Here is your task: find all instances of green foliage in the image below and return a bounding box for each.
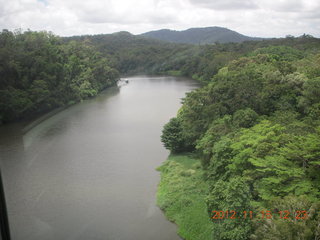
[0,30,119,123]
[65,32,191,75]
[299,77,320,115]
[229,121,319,201]
[166,70,183,76]
[65,30,320,85]
[206,177,253,240]
[3,28,320,239]
[232,108,258,128]
[160,38,320,239]
[196,115,233,168]
[251,195,320,240]
[141,27,263,45]
[297,53,320,79]
[161,117,187,153]
[65,31,320,240]
[157,154,212,240]
[251,46,304,62]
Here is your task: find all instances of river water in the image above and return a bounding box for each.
[0,76,198,240]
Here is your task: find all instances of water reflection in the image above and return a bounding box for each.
[0,76,198,240]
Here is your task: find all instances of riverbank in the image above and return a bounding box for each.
[1,76,196,240]
[156,154,212,240]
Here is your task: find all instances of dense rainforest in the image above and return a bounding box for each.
[1,29,318,124]
[0,30,119,124]
[1,28,320,240]
[140,26,263,44]
[160,39,320,239]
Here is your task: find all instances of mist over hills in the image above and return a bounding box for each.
[140,26,264,44]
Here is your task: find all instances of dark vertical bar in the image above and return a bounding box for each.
[0,169,11,240]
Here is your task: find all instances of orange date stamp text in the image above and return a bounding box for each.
[211,210,309,220]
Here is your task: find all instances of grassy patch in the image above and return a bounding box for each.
[166,70,183,76]
[157,154,212,240]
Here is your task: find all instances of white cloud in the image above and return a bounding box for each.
[0,0,319,37]
[255,0,304,12]
[188,0,258,10]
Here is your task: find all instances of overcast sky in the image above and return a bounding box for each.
[0,0,319,38]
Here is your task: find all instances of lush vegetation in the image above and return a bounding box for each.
[64,32,191,75]
[161,42,320,239]
[68,32,319,84]
[157,154,212,240]
[2,27,320,239]
[141,26,262,44]
[2,29,319,126]
[0,30,119,124]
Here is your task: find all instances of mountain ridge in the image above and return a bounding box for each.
[140,26,264,44]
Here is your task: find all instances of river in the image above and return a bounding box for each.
[0,76,198,240]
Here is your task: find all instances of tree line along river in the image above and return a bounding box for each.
[0,76,199,240]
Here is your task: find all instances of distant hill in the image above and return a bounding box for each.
[140,26,264,44]
[64,31,169,54]
[64,31,190,74]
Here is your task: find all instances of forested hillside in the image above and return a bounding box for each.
[161,42,320,239]
[1,30,318,126]
[65,32,319,82]
[64,31,192,74]
[1,27,320,239]
[0,30,119,124]
[140,27,263,44]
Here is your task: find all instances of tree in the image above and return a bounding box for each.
[252,195,320,240]
[161,117,187,153]
[232,108,258,128]
[206,177,253,240]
